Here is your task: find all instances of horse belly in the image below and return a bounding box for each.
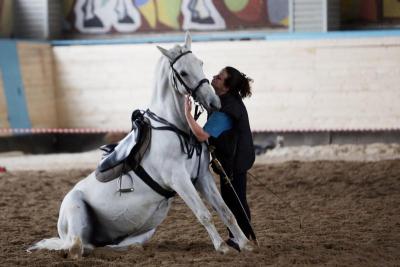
[111,197,170,232]
[76,173,171,244]
[92,197,171,245]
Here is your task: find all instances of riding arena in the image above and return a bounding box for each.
[1,1,400,265]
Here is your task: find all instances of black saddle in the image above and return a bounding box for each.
[95,110,151,183]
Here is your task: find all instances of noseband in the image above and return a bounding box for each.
[170,51,210,98]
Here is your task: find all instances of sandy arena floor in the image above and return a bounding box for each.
[0,144,399,266]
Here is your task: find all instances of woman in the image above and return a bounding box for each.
[184,66,256,250]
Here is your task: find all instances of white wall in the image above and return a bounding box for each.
[52,37,400,131]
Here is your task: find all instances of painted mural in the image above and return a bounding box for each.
[62,0,289,34]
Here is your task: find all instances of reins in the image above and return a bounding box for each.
[144,109,202,159]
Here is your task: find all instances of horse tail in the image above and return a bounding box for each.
[27,237,66,252]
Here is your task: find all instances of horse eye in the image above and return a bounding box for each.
[180,71,188,77]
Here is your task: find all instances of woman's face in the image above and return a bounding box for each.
[211,69,229,96]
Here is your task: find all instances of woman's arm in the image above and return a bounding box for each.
[184,96,210,142]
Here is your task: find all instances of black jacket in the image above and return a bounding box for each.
[209,93,255,174]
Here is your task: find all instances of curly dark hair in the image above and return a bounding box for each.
[224,66,253,98]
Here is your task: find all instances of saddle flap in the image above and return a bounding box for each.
[95,112,152,183]
[98,129,139,172]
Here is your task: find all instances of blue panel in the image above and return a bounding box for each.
[0,40,31,129]
[50,30,400,46]
[264,30,400,41]
[135,0,149,6]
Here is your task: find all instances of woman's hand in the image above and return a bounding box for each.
[184,95,192,116]
[184,95,210,142]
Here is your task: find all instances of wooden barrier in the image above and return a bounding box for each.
[1,36,399,132]
[52,37,400,131]
[53,44,157,130]
[18,42,58,129]
[0,70,9,129]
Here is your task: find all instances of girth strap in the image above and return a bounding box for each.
[133,165,176,199]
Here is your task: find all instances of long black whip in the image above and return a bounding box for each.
[208,145,259,246]
[247,171,303,229]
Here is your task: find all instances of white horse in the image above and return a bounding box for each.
[28,32,253,258]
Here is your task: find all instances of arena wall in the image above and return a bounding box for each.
[0,0,13,38]
[51,35,400,132]
[52,44,157,130]
[18,42,58,129]
[1,34,399,134]
[0,41,57,133]
[0,69,9,128]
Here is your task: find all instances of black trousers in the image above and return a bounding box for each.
[219,170,252,239]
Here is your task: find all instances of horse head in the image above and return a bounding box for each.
[156,32,221,112]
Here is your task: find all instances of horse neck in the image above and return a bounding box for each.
[149,57,189,132]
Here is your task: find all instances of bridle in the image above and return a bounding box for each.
[170,51,210,99]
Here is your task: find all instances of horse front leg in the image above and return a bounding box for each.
[195,171,253,252]
[170,172,230,254]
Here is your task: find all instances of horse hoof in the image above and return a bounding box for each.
[69,236,83,259]
[241,242,254,252]
[217,243,230,254]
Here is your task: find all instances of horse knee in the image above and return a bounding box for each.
[198,212,212,226]
[219,205,236,226]
[227,213,236,226]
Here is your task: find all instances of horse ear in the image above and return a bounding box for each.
[184,31,192,50]
[157,46,174,61]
